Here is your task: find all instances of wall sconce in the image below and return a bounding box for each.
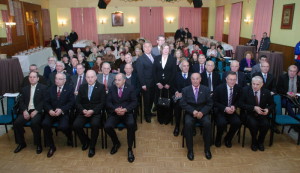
[166,17,174,24]
[5,22,16,27]
[244,17,252,24]
[224,18,230,23]
[99,18,107,24]
[58,19,66,26]
[128,17,135,24]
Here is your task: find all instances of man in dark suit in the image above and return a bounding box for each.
[62,54,72,75]
[246,34,258,50]
[252,62,276,93]
[277,65,300,116]
[201,60,221,93]
[70,64,87,95]
[43,56,57,81]
[21,64,47,89]
[69,29,78,44]
[42,73,75,158]
[48,61,71,87]
[192,54,206,74]
[62,32,73,52]
[51,35,62,60]
[258,32,271,52]
[120,53,137,74]
[240,76,275,151]
[213,71,241,148]
[73,70,106,157]
[14,71,47,154]
[124,64,140,96]
[69,57,79,76]
[173,60,192,136]
[136,41,155,123]
[251,55,267,75]
[104,73,137,163]
[96,62,116,92]
[174,27,186,41]
[222,60,246,88]
[180,73,213,160]
[151,35,165,57]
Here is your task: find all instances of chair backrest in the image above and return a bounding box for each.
[273,94,282,115]
[0,96,5,115]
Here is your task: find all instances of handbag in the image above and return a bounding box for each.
[157,89,171,108]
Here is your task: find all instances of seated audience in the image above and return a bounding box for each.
[192,54,206,74]
[222,60,246,88]
[96,62,116,92]
[92,56,103,74]
[48,61,71,87]
[200,60,221,93]
[239,51,256,73]
[251,55,267,75]
[21,64,46,88]
[252,62,276,93]
[206,42,217,59]
[246,34,258,50]
[70,64,87,96]
[78,52,91,72]
[43,56,57,80]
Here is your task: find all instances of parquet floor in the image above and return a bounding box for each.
[0,116,299,173]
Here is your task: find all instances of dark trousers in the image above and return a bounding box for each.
[185,114,211,152]
[14,112,42,145]
[104,113,135,148]
[142,85,155,118]
[54,48,62,60]
[282,97,297,116]
[215,112,241,143]
[73,113,101,149]
[156,88,172,124]
[246,115,270,145]
[42,114,71,148]
[173,101,182,128]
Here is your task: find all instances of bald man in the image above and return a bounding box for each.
[222,60,246,88]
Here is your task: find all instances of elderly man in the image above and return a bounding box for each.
[43,56,57,80]
[240,76,274,151]
[73,70,106,157]
[192,54,206,74]
[151,35,165,57]
[252,61,276,93]
[14,71,47,154]
[104,73,137,162]
[222,60,246,88]
[21,64,46,88]
[200,60,221,93]
[48,61,71,87]
[180,73,213,160]
[51,35,62,60]
[120,53,137,74]
[246,34,258,50]
[70,64,87,95]
[42,73,75,157]
[213,71,241,148]
[97,62,116,92]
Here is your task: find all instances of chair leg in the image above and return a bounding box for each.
[269,126,274,147]
[5,125,8,133]
[182,127,185,148]
[101,128,104,149]
[74,131,77,147]
[281,126,284,134]
[237,127,241,143]
[105,131,108,149]
[297,132,300,145]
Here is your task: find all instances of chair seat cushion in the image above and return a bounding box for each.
[0,115,13,124]
[275,115,300,125]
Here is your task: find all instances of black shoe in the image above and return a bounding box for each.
[258,144,265,151]
[173,127,179,136]
[110,143,121,155]
[82,140,90,151]
[145,116,151,123]
[187,150,194,161]
[251,144,257,151]
[88,148,95,158]
[215,140,221,147]
[36,145,43,154]
[204,150,212,160]
[14,144,27,153]
[224,140,232,148]
[128,149,135,163]
[67,136,73,147]
[47,147,56,158]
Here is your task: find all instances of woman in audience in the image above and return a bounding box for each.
[174,49,184,72]
[76,48,82,55]
[217,45,226,61]
[239,51,256,72]
[153,43,177,124]
[87,47,101,62]
[114,51,126,72]
[78,52,90,72]
[92,56,103,74]
[192,43,203,55]
[189,52,199,70]
[132,47,142,62]
[83,46,92,57]
[207,42,218,59]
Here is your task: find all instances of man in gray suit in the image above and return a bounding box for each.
[151,35,165,57]
[251,55,267,75]
[96,62,115,93]
[70,64,87,95]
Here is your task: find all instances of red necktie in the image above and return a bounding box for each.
[57,87,61,98]
[76,76,82,92]
[104,75,107,90]
[118,88,123,98]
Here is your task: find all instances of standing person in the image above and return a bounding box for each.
[153,43,176,124]
[51,35,62,60]
[136,41,155,123]
[69,29,78,44]
[175,27,186,41]
[63,32,73,52]
[73,70,106,157]
[246,34,258,50]
[185,28,192,39]
[151,35,165,57]
[258,32,271,52]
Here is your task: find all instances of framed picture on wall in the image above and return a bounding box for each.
[112,12,124,27]
[281,3,295,29]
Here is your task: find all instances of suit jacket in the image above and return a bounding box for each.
[250,63,261,75]
[277,73,300,95]
[239,58,256,72]
[247,39,258,50]
[222,71,246,88]
[64,63,73,75]
[200,71,221,91]
[239,85,274,115]
[69,32,78,44]
[192,63,206,74]
[180,85,213,116]
[96,73,115,89]
[106,84,137,115]
[48,72,71,87]
[258,37,270,51]
[70,74,87,92]
[76,82,106,115]
[19,83,47,113]
[21,75,47,89]
[120,62,137,74]
[252,72,276,92]
[153,55,176,86]
[51,39,62,51]
[151,46,161,57]
[213,83,241,113]
[44,84,75,115]
[125,73,140,96]
[43,65,56,80]
[173,72,192,93]
[136,54,155,88]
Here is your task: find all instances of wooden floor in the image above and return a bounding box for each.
[0,117,299,173]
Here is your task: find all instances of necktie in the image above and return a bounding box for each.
[57,87,61,98]
[148,54,154,63]
[76,76,82,92]
[103,75,107,90]
[208,73,212,91]
[183,73,187,79]
[73,68,76,75]
[194,87,199,102]
[200,64,204,73]
[118,88,123,98]
[88,85,93,100]
[263,74,267,83]
[228,88,233,106]
[236,72,238,84]
[50,67,55,72]
[254,91,259,106]
[291,77,294,92]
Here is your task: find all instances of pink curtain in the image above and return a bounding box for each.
[179,7,202,36]
[214,6,224,41]
[228,2,242,51]
[140,7,164,45]
[1,10,12,43]
[42,9,52,41]
[83,8,98,44]
[252,0,274,47]
[71,8,84,41]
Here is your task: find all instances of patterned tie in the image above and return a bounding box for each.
[254,91,259,106]
[183,73,187,79]
[118,88,123,98]
[76,76,82,92]
[228,88,233,106]
[200,64,204,73]
[103,75,107,90]
[263,74,267,83]
[88,85,93,100]
[208,73,212,91]
[57,87,61,98]
[194,87,199,102]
